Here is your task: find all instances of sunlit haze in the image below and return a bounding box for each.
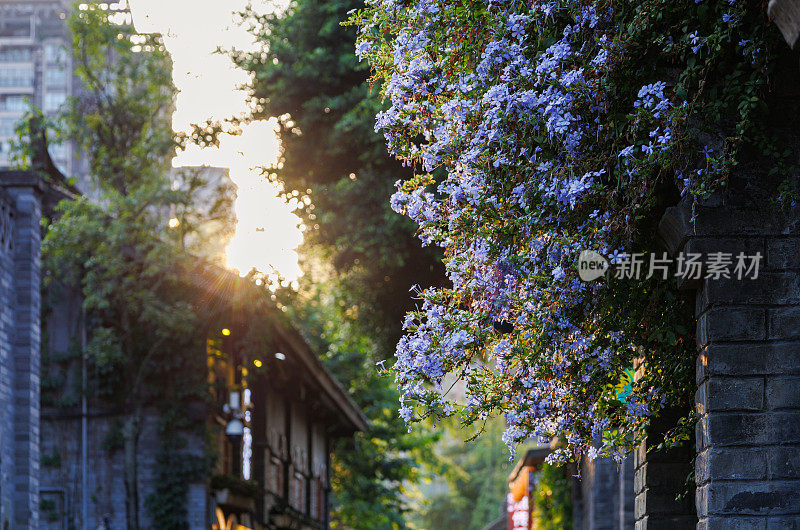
[129,0,301,281]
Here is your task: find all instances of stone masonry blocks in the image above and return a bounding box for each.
[697,307,766,346]
[700,272,800,307]
[8,184,42,530]
[696,377,764,414]
[766,238,800,270]
[767,307,800,340]
[660,189,800,530]
[695,447,770,485]
[697,343,800,383]
[765,376,800,409]
[697,411,800,448]
[0,188,14,529]
[697,480,800,517]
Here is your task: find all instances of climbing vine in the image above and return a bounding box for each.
[532,460,572,530]
[352,0,789,461]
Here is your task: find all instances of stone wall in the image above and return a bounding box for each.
[660,193,800,529]
[40,408,209,529]
[632,408,696,529]
[618,456,635,528]
[0,170,212,529]
[0,171,45,529]
[580,456,618,530]
[0,185,17,529]
[584,184,800,530]
[10,175,43,529]
[576,455,635,530]
[39,281,209,529]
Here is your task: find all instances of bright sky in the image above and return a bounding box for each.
[129,0,302,281]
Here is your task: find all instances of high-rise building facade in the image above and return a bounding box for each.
[0,0,88,184]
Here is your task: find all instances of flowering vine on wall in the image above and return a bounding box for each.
[352,0,790,462]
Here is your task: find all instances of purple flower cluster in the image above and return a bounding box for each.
[353,0,709,462]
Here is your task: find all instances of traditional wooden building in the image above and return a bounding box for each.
[203,271,368,530]
[36,256,367,530]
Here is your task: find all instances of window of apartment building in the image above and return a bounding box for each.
[0,141,12,167]
[0,118,17,137]
[43,91,66,112]
[38,16,66,40]
[0,18,33,39]
[0,95,29,112]
[44,42,68,65]
[44,67,67,87]
[0,66,34,87]
[0,47,33,62]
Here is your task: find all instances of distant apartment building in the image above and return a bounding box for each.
[0,0,89,188]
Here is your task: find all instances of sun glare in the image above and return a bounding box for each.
[130,0,301,281]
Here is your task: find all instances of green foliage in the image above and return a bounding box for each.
[533,462,573,530]
[614,0,794,199]
[41,451,62,468]
[65,3,177,196]
[40,498,60,522]
[209,474,261,499]
[40,333,82,409]
[409,418,513,530]
[101,420,125,453]
[41,2,229,415]
[9,106,68,175]
[145,432,211,529]
[168,167,237,264]
[349,0,798,460]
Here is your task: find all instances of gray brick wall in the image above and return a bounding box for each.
[0,186,16,529]
[632,407,696,530]
[40,406,209,529]
[0,169,214,529]
[39,285,209,529]
[9,181,43,529]
[618,456,635,528]
[577,455,634,530]
[660,193,800,529]
[0,171,45,529]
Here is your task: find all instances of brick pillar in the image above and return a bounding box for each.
[580,455,620,530]
[575,454,634,529]
[660,195,800,529]
[1,172,44,530]
[633,408,696,529]
[0,186,16,529]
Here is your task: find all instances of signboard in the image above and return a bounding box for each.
[507,491,530,530]
[507,466,532,530]
[506,448,549,530]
